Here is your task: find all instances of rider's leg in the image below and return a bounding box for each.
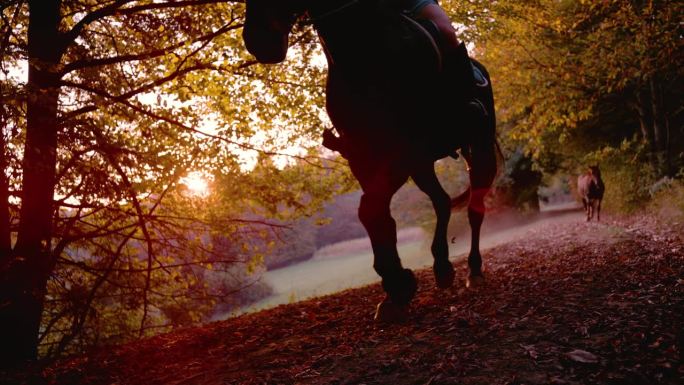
[414,2,460,47]
[414,3,488,119]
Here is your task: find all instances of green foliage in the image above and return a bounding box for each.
[538,174,573,205]
[646,178,684,229]
[315,191,367,248]
[473,0,681,171]
[451,0,682,216]
[259,216,318,269]
[494,149,543,213]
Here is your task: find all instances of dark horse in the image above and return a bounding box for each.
[243,0,498,320]
[577,165,605,222]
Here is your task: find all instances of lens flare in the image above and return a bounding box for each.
[180,172,210,197]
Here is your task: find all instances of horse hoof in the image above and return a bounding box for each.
[374,298,408,323]
[434,259,455,289]
[466,273,485,288]
[381,268,417,305]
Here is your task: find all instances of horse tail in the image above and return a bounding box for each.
[494,137,504,179]
[450,138,502,211]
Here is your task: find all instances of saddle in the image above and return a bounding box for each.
[370,11,443,79]
[409,17,488,86]
[321,3,489,160]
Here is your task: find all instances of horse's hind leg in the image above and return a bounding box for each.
[411,162,454,289]
[465,143,497,287]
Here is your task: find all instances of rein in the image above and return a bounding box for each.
[299,0,360,25]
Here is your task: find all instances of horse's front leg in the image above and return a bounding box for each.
[597,199,602,222]
[362,190,416,284]
[411,163,454,288]
[359,191,417,321]
[352,161,414,321]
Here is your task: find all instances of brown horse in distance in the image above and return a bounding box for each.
[242,0,499,321]
[577,165,605,221]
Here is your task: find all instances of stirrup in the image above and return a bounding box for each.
[468,98,488,117]
[471,64,488,87]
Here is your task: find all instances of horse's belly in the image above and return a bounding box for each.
[326,69,435,134]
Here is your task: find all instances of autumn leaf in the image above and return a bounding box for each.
[565,349,599,363]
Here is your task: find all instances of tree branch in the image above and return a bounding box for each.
[62,20,243,74]
[61,0,134,49]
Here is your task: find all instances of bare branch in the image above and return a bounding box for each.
[62,21,243,74]
[61,0,133,49]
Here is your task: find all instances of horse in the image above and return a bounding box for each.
[243,0,499,321]
[577,165,605,222]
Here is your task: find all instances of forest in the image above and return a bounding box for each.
[0,0,681,378]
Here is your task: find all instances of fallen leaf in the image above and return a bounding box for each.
[520,344,539,359]
[565,349,599,363]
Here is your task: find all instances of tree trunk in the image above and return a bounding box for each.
[634,89,657,167]
[649,77,667,176]
[0,0,63,367]
[0,106,11,260]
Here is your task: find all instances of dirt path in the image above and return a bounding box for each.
[228,207,584,318]
[6,215,683,385]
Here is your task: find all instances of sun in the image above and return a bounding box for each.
[180,172,210,197]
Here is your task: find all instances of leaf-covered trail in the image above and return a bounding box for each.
[12,216,684,385]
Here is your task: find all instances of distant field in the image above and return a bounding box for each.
[312,226,426,261]
[218,234,431,319]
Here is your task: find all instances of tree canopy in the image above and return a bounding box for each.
[0,0,352,363]
[470,0,682,176]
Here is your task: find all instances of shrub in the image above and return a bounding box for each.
[646,177,684,229]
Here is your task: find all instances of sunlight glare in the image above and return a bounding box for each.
[181,172,210,197]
